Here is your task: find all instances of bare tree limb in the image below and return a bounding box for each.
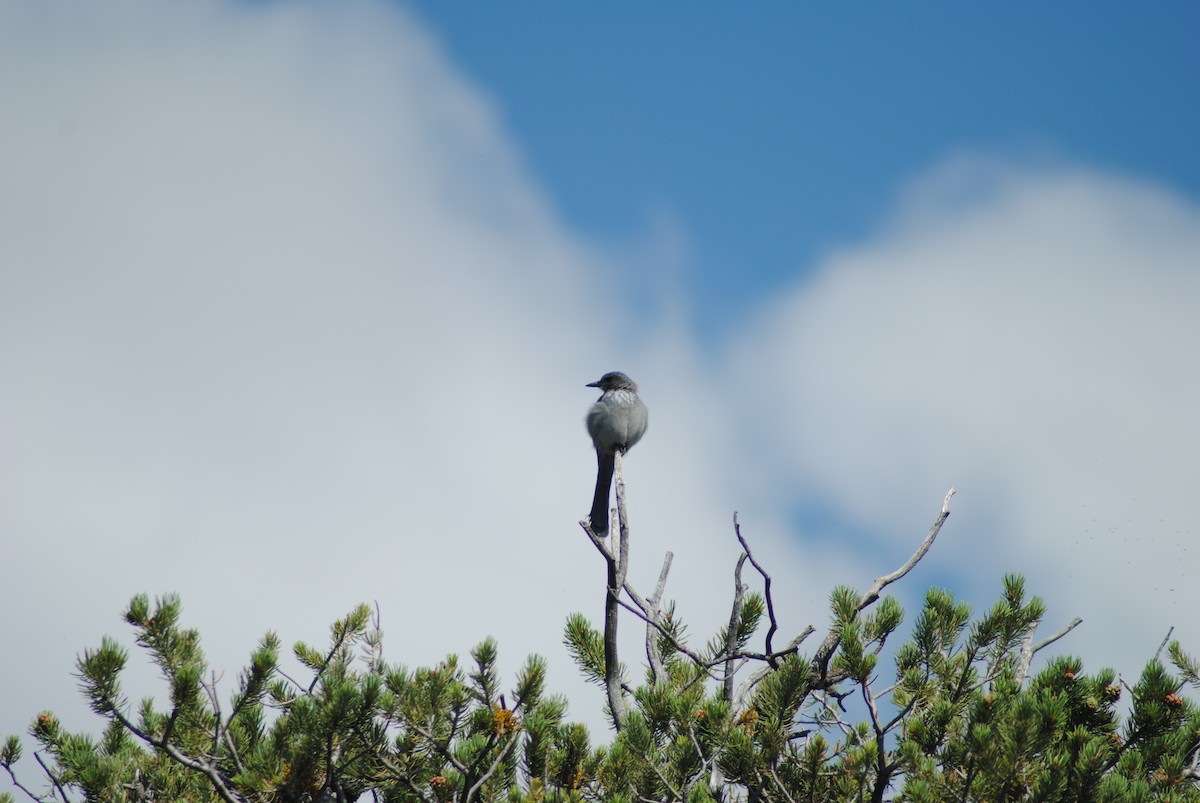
[734,513,780,664]
[723,554,749,703]
[603,451,629,730]
[1033,618,1084,655]
[614,450,632,592]
[1015,617,1084,686]
[1154,627,1176,662]
[578,454,635,731]
[579,521,615,563]
[812,488,956,682]
[644,551,674,686]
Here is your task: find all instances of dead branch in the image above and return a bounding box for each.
[734,513,780,664]
[812,488,956,683]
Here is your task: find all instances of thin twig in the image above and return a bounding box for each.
[809,690,857,740]
[1154,627,1176,662]
[684,720,711,782]
[274,668,305,696]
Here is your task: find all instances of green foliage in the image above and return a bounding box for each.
[3,596,586,802]
[4,584,1199,801]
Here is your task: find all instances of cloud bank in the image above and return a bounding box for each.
[728,155,1200,674]
[2,2,1197,787]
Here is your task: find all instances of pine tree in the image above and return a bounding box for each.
[4,485,1198,801]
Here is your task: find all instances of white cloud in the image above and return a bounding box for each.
[0,0,723,750]
[727,153,1200,679]
[2,2,1198,793]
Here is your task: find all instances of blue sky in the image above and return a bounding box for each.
[404,2,1199,321]
[2,2,1199,792]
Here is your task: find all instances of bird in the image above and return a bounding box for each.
[585,371,648,536]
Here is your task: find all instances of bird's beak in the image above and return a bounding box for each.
[585,380,600,388]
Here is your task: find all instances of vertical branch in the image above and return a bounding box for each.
[723,554,748,703]
[1014,620,1037,688]
[603,451,628,729]
[614,451,632,590]
[645,551,674,686]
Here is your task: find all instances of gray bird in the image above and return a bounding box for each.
[586,371,648,536]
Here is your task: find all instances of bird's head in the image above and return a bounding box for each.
[586,372,638,392]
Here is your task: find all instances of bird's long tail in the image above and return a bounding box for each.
[590,451,615,536]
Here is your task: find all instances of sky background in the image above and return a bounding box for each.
[2,1,1199,795]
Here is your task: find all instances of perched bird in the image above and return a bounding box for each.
[585,372,648,536]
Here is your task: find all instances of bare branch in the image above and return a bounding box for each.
[644,551,674,686]
[1154,626,1175,663]
[603,451,629,730]
[734,513,780,664]
[614,450,632,591]
[1014,617,1083,686]
[652,553,673,606]
[864,487,956,601]
[1033,617,1083,655]
[813,690,857,739]
[813,488,956,681]
[724,553,749,703]
[1183,734,1200,781]
[579,520,614,562]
